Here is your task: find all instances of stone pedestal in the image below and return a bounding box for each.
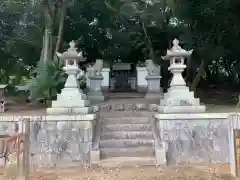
[157,64,205,113]
[47,65,92,115]
[87,75,105,102]
[157,38,205,113]
[136,67,148,92]
[158,86,206,113]
[145,75,163,100]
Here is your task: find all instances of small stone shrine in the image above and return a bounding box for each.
[47,41,93,114]
[157,38,206,113]
[110,62,136,91]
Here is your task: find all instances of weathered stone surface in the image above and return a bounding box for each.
[100,111,155,160]
[99,157,155,167]
[102,124,152,132]
[88,76,105,102]
[136,103,147,110]
[0,121,17,134]
[100,139,154,148]
[103,117,150,125]
[111,104,124,111]
[98,103,148,112]
[145,75,163,100]
[101,131,153,140]
[149,104,158,111]
[156,118,229,164]
[155,147,167,166]
[100,147,155,158]
[29,120,93,168]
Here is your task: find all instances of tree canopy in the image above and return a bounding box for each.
[1,0,240,99]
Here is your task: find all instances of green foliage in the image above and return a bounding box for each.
[77,73,87,90]
[28,60,67,100]
[3,0,240,90]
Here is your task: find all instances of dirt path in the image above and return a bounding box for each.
[0,164,233,180]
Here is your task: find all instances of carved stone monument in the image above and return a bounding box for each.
[87,59,105,102]
[157,38,206,113]
[47,41,93,114]
[144,59,163,100]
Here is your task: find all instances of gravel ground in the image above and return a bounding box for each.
[30,165,235,180]
[0,164,234,180]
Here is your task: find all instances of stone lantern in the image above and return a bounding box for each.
[47,41,93,115]
[157,38,206,113]
[45,41,97,165]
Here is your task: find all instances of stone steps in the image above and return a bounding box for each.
[102,124,152,132]
[99,112,155,164]
[99,157,156,167]
[103,117,150,124]
[101,131,153,139]
[99,111,153,118]
[100,139,154,148]
[100,146,155,158]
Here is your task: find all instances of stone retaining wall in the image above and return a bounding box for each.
[0,116,96,168]
[0,113,235,169]
[154,113,230,165]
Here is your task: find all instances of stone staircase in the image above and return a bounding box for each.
[98,111,156,167]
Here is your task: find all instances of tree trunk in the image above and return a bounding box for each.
[190,60,205,91]
[42,28,51,62]
[223,58,235,83]
[53,5,66,61]
[42,1,54,63]
[39,36,45,61]
[142,22,155,62]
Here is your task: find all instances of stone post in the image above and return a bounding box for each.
[101,68,110,92]
[86,66,93,89]
[144,59,163,100]
[136,66,148,92]
[16,118,30,180]
[157,38,206,113]
[87,59,105,102]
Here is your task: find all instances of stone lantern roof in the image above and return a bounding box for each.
[56,41,85,62]
[163,38,193,59]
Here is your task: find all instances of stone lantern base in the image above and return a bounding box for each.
[47,65,93,115]
[157,86,206,113]
[47,88,93,114]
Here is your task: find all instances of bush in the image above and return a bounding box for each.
[28,60,67,101]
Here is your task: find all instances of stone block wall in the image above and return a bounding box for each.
[29,120,93,168]
[154,113,230,165]
[0,116,95,169]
